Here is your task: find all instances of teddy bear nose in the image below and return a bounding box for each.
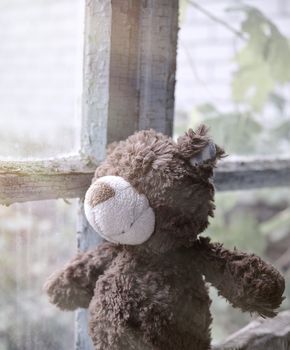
[86,182,115,207]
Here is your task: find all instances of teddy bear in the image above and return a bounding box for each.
[44,126,285,350]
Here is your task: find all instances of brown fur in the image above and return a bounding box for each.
[44,126,285,350]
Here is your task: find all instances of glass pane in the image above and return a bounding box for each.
[208,188,290,345]
[0,0,84,159]
[175,0,290,156]
[0,199,76,350]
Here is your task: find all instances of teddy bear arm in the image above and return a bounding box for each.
[44,243,120,310]
[192,237,285,317]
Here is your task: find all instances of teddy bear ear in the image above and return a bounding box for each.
[177,125,226,164]
[177,125,211,159]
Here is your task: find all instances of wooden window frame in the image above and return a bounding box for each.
[0,1,289,349]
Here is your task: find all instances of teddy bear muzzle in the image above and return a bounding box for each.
[84,176,155,245]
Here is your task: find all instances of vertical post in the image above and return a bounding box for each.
[76,0,178,349]
[76,1,112,349]
[107,0,178,143]
[81,1,112,163]
[137,0,178,136]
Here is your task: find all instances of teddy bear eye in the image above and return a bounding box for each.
[190,142,216,166]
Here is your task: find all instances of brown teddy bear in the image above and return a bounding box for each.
[44,126,285,350]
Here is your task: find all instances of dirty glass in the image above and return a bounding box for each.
[0,0,84,159]
[0,199,76,350]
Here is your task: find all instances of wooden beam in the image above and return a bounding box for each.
[0,156,94,206]
[215,156,290,191]
[0,156,92,176]
[213,310,290,350]
[1,157,290,206]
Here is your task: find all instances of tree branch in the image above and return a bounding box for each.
[186,0,247,41]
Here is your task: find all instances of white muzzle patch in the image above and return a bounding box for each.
[84,176,155,245]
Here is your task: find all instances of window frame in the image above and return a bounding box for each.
[0,1,289,349]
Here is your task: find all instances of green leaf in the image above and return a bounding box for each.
[230,5,290,111]
[232,53,274,110]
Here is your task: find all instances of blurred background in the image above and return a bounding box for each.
[176,0,290,344]
[0,0,289,349]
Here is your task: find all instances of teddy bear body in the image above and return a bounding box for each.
[45,127,285,350]
[88,245,211,350]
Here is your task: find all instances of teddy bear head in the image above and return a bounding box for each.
[84,125,225,253]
